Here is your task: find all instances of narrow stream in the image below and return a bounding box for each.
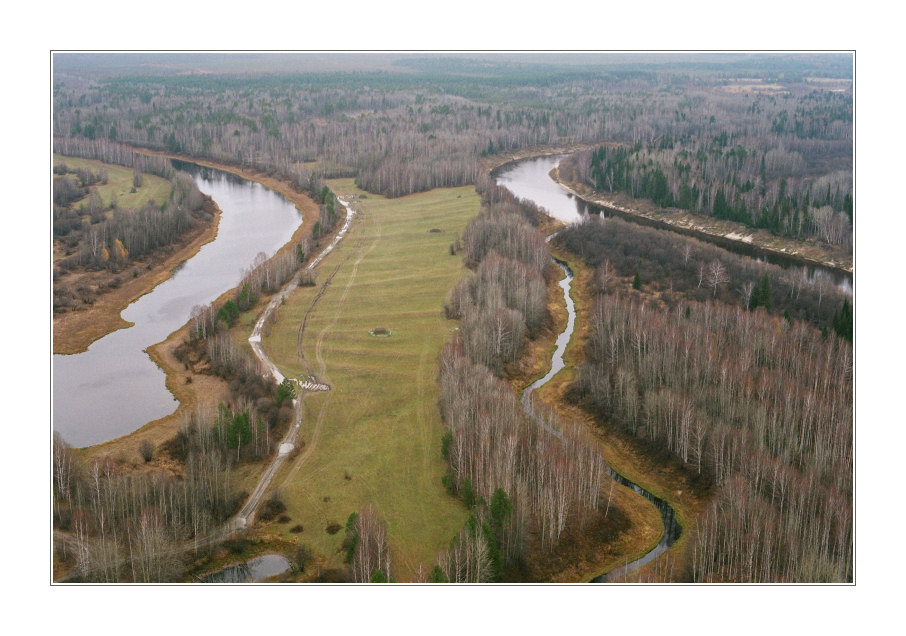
[519,259,574,412]
[498,157,682,582]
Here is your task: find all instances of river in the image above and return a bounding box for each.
[53,162,303,448]
[495,155,852,295]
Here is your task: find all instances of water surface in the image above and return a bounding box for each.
[495,155,852,295]
[53,162,302,447]
[202,554,291,583]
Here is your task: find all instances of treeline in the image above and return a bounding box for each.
[53,141,212,314]
[53,417,243,582]
[553,215,852,337]
[443,175,553,375]
[310,185,343,240]
[188,234,314,342]
[560,114,851,245]
[178,240,322,449]
[435,191,610,582]
[566,278,852,581]
[54,59,849,201]
[54,137,179,179]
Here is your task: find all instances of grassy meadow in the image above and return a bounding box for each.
[259,179,479,580]
[53,154,172,212]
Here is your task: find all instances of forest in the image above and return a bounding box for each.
[51,52,853,584]
[433,179,614,582]
[554,216,852,581]
[52,139,211,314]
[52,53,851,210]
[553,216,852,339]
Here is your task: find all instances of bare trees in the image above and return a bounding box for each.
[436,190,612,580]
[347,503,393,583]
[53,144,209,306]
[553,215,850,329]
[705,259,729,296]
[53,410,244,581]
[445,206,551,376]
[570,289,852,582]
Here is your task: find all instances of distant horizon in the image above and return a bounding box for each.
[51,50,854,78]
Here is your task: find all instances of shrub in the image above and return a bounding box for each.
[139,440,154,463]
[258,491,286,521]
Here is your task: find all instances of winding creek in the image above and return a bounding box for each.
[498,156,684,582]
[53,161,303,448]
[499,153,853,579]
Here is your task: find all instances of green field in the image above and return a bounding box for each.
[53,154,172,212]
[260,179,479,580]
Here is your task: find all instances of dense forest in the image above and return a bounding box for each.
[554,217,852,581]
[52,54,852,209]
[432,178,616,582]
[557,86,852,245]
[553,216,852,339]
[51,53,854,584]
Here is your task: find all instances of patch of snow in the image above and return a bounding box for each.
[725,232,754,244]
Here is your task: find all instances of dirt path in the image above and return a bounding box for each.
[225,197,358,529]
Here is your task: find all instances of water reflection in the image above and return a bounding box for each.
[202,554,291,583]
[53,162,302,447]
[495,155,852,296]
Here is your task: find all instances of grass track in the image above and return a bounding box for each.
[260,180,479,580]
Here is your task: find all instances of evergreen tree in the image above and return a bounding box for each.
[752,274,771,310]
[490,488,512,530]
[462,477,476,509]
[277,378,296,406]
[832,298,853,341]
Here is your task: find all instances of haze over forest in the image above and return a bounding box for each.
[47,49,861,623]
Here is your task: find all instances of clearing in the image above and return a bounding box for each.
[257,180,479,580]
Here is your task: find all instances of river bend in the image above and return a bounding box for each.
[53,162,302,447]
[497,156,681,582]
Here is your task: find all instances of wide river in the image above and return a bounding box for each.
[53,162,302,448]
[495,155,852,295]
